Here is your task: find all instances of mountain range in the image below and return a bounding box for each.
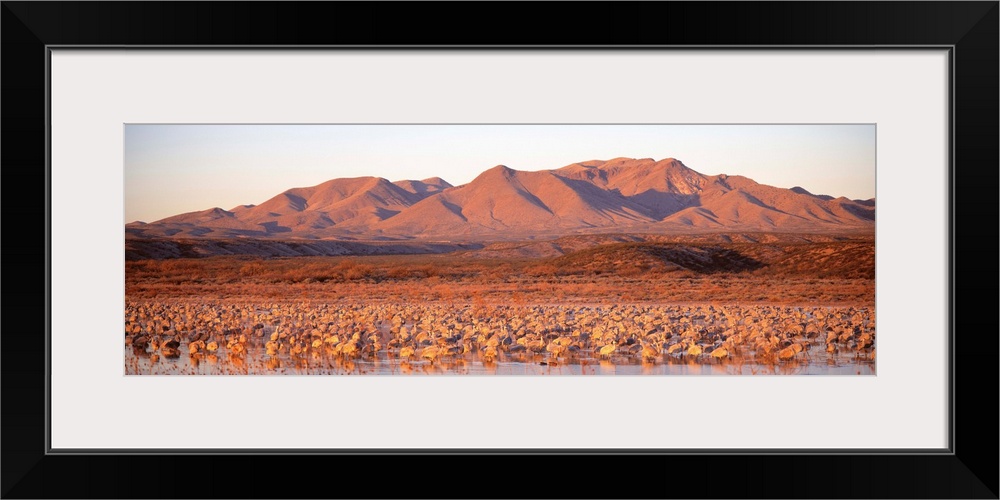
[126,158,875,241]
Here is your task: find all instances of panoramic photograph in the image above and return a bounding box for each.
[124,124,875,375]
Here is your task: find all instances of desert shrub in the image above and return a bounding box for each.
[484,263,514,280]
[239,262,267,277]
[125,260,159,274]
[335,259,358,272]
[525,264,564,277]
[471,292,488,311]
[159,259,202,273]
[344,263,376,281]
[386,266,412,279]
[432,283,455,301]
[285,262,340,282]
[618,263,649,278]
[414,264,440,278]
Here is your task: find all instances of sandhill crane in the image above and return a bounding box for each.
[481,344,498,363]
[598,342,616,358]
[399,346,415,360]
[778,346,797,360]
[420,345,441,363]
[641,342,659,363]
[686,343,703,357]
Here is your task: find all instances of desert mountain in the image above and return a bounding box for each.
[392,177,453,197]
[127,158,875,240]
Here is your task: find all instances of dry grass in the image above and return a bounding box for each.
[126,240,874,306]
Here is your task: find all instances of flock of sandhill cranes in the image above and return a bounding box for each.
[125,301,875,372]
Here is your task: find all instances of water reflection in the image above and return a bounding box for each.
[125,346,875,375]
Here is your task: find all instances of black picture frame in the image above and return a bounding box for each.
[3,2,996,498]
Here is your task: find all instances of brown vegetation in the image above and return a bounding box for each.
[126,240,874,305]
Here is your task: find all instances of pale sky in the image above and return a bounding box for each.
[124,124,875,223]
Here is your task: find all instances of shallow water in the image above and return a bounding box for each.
[125,302,875,375]
[125,345,874,375]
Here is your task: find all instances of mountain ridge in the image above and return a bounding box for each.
[127,158,875,241]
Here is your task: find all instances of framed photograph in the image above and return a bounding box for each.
[3,2,996,498]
